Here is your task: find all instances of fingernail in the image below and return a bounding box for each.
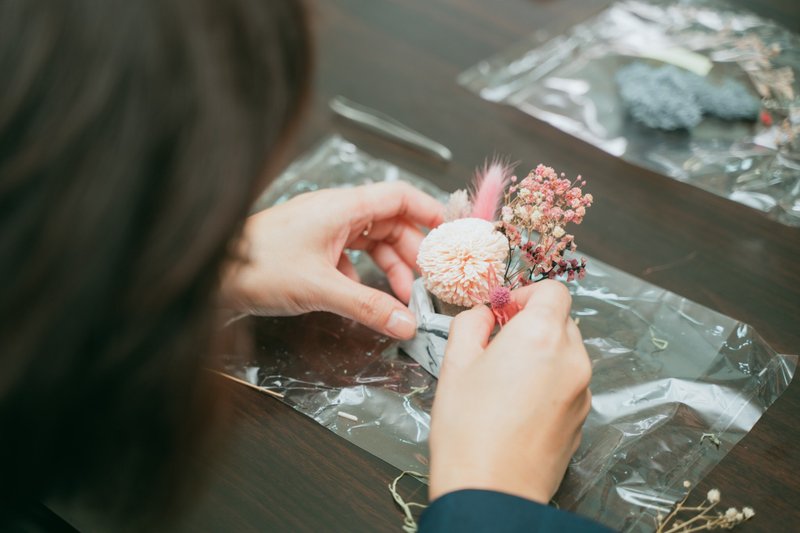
[386,310,416,339]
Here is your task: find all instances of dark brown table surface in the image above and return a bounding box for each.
[56,1,800,532]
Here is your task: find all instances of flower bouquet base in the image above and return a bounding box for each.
[399,278,454,378]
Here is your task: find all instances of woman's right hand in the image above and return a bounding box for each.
[428,281,592,504]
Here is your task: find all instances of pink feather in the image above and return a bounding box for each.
[470,159,513,221]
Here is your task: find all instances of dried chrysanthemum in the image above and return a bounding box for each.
[417,218,508,307]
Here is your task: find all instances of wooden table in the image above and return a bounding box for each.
[57,1,800,531]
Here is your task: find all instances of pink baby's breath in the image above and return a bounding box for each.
[496,164,592,289]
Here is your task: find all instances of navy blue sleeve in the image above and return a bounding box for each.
[419,490,615,533]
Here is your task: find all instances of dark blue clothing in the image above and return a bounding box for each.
[420,490,615,532]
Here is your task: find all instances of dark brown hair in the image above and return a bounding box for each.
[0,0,310,527]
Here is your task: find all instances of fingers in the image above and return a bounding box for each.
[353,219,426,303]
[353,182,444,229]
[571,428,584,456]
[319,272,417,339]
[581,388,593,419]
[512,280,573,323]
[350,219,425,269]
[570,389,592,455]
[440,305,496,377]
[369,243,414,303]
[497,281,573,348]
[336,254,360,283]
[565,318,592,388]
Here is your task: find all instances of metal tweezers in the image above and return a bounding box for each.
[329,95,452,163]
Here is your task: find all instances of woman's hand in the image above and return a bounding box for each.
[428,281,592,504]
[221,182,444,339]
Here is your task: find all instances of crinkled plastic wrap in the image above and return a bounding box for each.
[219,136,796,531]
[458,0,800,226]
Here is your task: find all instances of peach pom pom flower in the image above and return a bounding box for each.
[417,218,509,307]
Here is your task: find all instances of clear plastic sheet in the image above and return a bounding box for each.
[458,0,800,226]
[219,136,796,531]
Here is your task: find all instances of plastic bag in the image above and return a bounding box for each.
[458,0,800,226]
[219,136,796,531]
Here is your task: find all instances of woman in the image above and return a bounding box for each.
[0,0,608,531]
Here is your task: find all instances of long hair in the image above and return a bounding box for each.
[0,0,310,527]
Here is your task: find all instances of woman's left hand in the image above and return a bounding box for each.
[221,182,444,339]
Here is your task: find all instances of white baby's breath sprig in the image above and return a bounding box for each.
[655,482,755,533]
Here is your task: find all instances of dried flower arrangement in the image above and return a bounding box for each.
[655,481,755,532]
[734,35,799,153]
[416,160,592,325]
[615,63,761,130]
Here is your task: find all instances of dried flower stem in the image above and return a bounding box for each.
[700,433,722,449]
[662,503,717,533]
[211,370,285,399]
[389,471,430,533]
[655,481,755,533]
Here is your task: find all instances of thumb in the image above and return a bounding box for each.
[440,305,495,379]
[320,272,417,339]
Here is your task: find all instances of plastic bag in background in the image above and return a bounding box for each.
[219,136,796,531]
[458,0,800,226]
